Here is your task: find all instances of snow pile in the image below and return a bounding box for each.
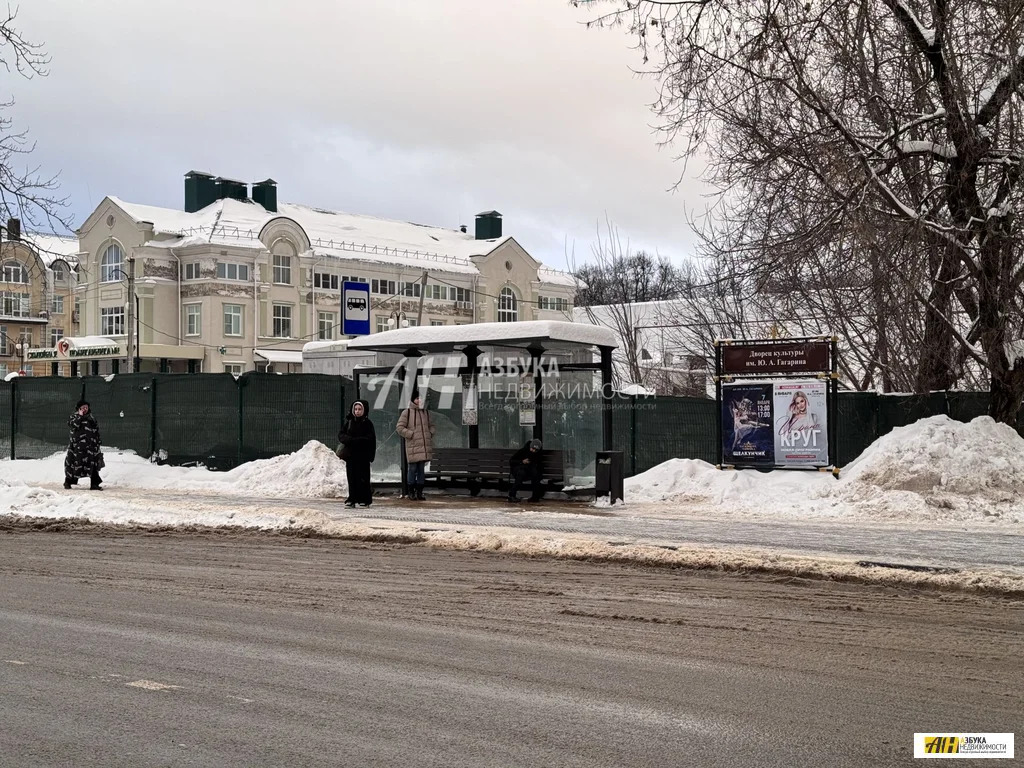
[0,441,348,499]
[624,416,1024,526]
[219,441,348,498]
[840,416,1024,499]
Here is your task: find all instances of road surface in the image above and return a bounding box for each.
[1,525,1021,767]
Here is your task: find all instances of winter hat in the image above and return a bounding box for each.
[76,399,90,409]
[410,389,421,404]
[530,439,542,450]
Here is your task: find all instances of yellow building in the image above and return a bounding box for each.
[0,221,80,377]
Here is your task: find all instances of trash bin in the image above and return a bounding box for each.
[595,450,624,504]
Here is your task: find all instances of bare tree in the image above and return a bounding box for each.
[0,7,69,233]
[579,0,1024,423]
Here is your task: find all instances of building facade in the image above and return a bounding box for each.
[0,224,80,378]
[67,172,575,375]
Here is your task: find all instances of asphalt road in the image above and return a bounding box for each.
[1,526,1021,767]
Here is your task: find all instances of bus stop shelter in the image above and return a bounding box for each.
[346,320,619,457]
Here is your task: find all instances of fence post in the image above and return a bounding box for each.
[237,377,245,467]
[10,377,16,460]
[629,394,637,476]
[149,377,157,459]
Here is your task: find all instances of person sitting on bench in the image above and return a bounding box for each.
[508,439,544,503]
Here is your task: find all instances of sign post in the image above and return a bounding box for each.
[341,282,371,337]
[715,337,838,474]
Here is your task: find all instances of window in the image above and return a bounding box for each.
[216,262,250,281]
[400,281,421,298]
[430,320,445,327]
[272,253,291,284]
[100,306,125,336]
[50,328,64,346]
[372,279,397,295]
[341,275,367,284]
[538,296,570,312]
[452,287,471,303]
[1,261,29,284]
[425,284,448,300]
[223,304,243,337]
[51,295,64,314]
[100,244,123,283]
[406,318,419,327]
[1,292,30,318]
[224,362,245,377]
[184,262,201,280]
[318,311,336,340]
[272,304,292,337]
[185,304,202,337]
[497,287,518,323]
[314,272,339,291]
[52,264,66,282]
[376,315,390,334]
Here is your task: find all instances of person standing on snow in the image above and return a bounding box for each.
[64,400,105,490]
[337,399,377,508]
[396,390,434,501]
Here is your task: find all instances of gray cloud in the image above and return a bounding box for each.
[9,0,709,269]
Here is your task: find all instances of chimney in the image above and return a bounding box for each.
[215,177,248,202]
[184,171,218,212]
[474,210,502,240]
[6,218,20,241]
[252,179,278,213]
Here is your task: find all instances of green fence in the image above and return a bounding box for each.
[0,373,356,470]
[0,376,1013,478]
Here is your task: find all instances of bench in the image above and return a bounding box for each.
[428,448,566,496]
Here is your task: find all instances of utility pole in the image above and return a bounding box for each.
[415,270,429,326]
[126,257,136,373]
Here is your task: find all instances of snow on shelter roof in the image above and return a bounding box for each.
[347,320,617,354]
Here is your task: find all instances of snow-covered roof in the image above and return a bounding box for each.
[107,197,505,275]
[254,349,304,365]
[105,196,574,284]
[23,233,81,267]
[347,320,617,353]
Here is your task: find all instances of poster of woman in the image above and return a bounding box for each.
[773,381,828,466]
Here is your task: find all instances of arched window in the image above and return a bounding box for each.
[497,286,518,323]
[1,261,29,283]
[100,244,123,283]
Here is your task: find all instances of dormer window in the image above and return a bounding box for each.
[1,261,29,284]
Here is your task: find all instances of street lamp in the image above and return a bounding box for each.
[110,263,140,373]
[13,339,28,374]
[387,310,409,329]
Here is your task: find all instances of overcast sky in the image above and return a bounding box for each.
[12,0,709,270]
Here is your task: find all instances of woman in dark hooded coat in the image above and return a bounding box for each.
[337,399,376,507]
[64,400,105,490]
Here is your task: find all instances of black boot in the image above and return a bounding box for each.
[416,485,426,501]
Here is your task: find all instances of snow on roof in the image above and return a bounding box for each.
[347,320,617,352]
[537,267,576,287]
[254,348,304,364]
[108,197,511,274]
[23,232,81,266]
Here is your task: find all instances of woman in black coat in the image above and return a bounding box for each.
[64,399,105,490]
[337,399,376,508]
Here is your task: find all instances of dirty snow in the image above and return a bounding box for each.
[2,417,1023,594]
[626,416,1024,526]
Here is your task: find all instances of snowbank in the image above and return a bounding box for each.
[0,441,348,499]
[625,416,1024,526]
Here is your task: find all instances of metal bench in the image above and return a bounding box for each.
[428,447,566,496]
